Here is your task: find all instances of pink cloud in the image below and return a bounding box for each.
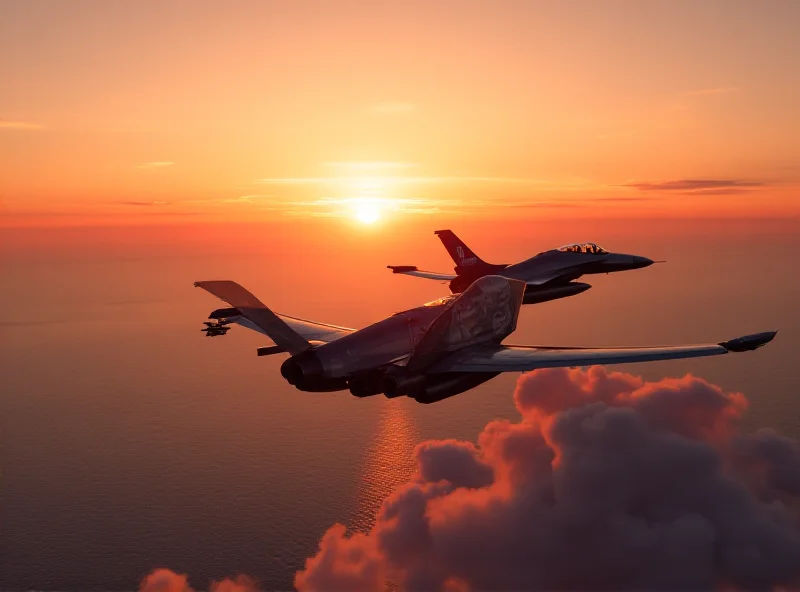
[139,569,194,592]
[295,524,386,591]
[296,368,800,591]
[138,569,261,592]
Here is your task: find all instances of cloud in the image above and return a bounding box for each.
[0,119,45,130]
[674,187,758,196]
[510,196,650,209]
[283,196,583,217]
[506,201,584,209]
[683,86,739,96]
[255,175,511,186]
[137,161,175,169]
[139,568,261,592]
[223,195,258,203]
[250,171,603,218]
[296,368,800,591]
[325,160,418,172]
[256,172,593,190]
[118,200,173,206]
[622,179,764,195]
[370,102,415,115]
[139,569,193,592]
[591,196,650,203]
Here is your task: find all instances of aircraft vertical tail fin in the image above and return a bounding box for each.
[407,275,526,371]
[435,230,490,270]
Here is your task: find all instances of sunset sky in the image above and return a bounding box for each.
[4,3,800,590]
[2,0,799,227]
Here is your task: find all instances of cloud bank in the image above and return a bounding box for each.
[622,179,764,196]
[296,368,800,591]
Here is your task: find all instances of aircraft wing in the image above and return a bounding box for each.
[196,280,354,346]
[387,265,456,281]
[428,332,778,373]
[237,313,354,343]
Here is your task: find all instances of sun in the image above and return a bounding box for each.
[355,203,380,224]
[338,172,400,224]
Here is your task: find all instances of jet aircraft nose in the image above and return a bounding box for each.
[630,255,654,269]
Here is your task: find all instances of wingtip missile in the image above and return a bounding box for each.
[387,265,419,274]
[720,331,778,352]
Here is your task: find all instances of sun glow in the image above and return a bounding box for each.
[343,174,394,224]
[355,202,381,224]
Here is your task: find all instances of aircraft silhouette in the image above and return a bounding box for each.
[195,277,775,404]
[389,229,657,304]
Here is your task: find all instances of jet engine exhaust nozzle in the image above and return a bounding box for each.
[280,351,324,386]
[381,371,426,398]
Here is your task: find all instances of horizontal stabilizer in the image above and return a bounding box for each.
[387,265,456,281]
[388,265,417,274]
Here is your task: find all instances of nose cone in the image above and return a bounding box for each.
[630,255,654,269]
[597,253,657,273]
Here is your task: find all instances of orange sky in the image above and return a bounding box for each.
[2,0,799,227]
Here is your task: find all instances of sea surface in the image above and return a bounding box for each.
[2,218,798,591]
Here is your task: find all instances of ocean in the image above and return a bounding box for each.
[2,218,798,590]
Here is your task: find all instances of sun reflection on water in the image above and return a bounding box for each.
[348,399,419,533]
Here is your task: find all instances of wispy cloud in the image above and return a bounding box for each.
[676,188,757,196]
[249,169,607,218]
[683,86,739,96]
[621,179,763,195]
[120,195,262,207]
[118,200,173,206]
[256,174,594,189]
[324,161,417,172]
[587,196,651,203]
[106,164,622,220]
[223,195,258,203]
[370,102,415,115]
[111,190,641,220]
[136,161,174,169]
[506,196,651,209]
[0,119,45,130]
[287,196,442,216]
[255,161,597,192]
[256,177,334,185]
[283,195,614,218]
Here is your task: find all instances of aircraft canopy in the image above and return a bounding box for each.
[558,242,608,254]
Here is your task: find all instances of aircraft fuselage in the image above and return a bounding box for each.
[505,249,654,283]
[448,249,653,298]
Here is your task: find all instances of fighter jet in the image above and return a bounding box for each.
[388,229,656,305]
[195,276,775,404]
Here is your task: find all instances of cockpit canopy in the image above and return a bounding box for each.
[558,242,608,254]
